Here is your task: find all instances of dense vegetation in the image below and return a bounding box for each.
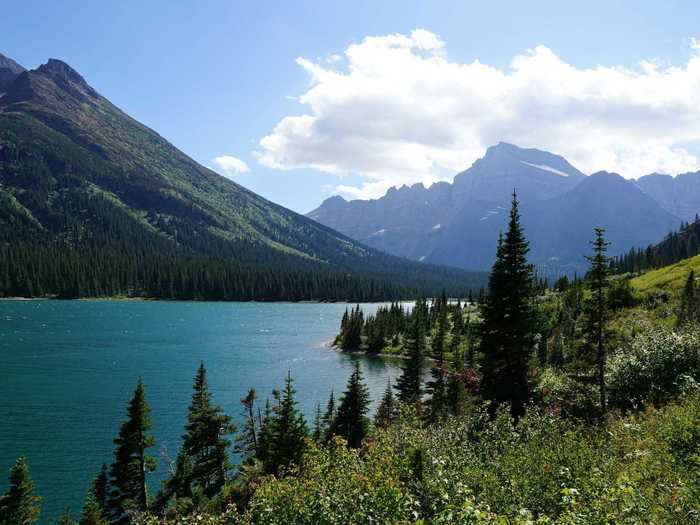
[0,59,485,301]
[0,241,476,302]
[3,194,700,524]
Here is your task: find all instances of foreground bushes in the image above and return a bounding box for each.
[607,328,700,409]
[134,393,700,524]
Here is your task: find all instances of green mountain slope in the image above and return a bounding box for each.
[0,56,484,300]
[631,253,700,294]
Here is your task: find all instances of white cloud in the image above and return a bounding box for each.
[257,30,700,200]
[212,155,250,178]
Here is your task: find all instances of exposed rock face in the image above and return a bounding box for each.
[0,52,25,93]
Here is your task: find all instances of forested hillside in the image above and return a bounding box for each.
[0,54,484,300]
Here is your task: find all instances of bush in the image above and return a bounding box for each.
[607,328,700,409]
[534,368,600,421]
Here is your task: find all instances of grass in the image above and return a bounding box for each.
[631,253,700,294]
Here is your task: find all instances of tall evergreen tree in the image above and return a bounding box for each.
[446,335,468,416]
[265,372,308,473]
[0,456,41,525]
[79,493,108,525]
[480,193,537,419]
[79,466,108,525]
[255,399,273,465]
[321,390,336,440]
[329,363,371,448]
[106,379,155,524]
[56,508,77,525]
[425,308,448,421]
[312,402,324,442]
[395,312,426,411]
[179,363,235,498]
[235,388,258,462]
[586,228,610,413]
[374,378,397,428]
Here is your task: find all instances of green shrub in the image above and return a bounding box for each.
[607,328,700,409]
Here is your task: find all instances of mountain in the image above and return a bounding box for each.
[309,144,685,276]
[0,55,484,300]
[635,172,700,222]
[0,53,25,93]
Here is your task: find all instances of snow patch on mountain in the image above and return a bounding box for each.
[520,161,570,177]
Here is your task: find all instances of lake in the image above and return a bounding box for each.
[0,300,400,523]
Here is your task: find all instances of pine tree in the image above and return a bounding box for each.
[586,228,610,413]
[321,390,336,440]
[79,466,108,525]
[678,270,698,326]
[395,312,426,411]
[329,363,371,448]
[106,379,155,524]
[0,456,41,525]
[235,388,258,462]
[265,372,308,473]
[312,402,324,442]
[446,333,468,416]
[80,492,108,525]
[425,308,448,421]
[480,192,537,419]
[57,508,77,525]
[179,362,235,497]
[374,378,397,428]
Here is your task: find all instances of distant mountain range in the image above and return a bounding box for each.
[309,142,700,275]
[0,53,484,299]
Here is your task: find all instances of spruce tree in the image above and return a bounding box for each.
[395,312,426,410]
[586,228,610,413]
[235,388,258,462]
[480,192,536,419]
[312,402,324,442]
[265,372,308,473]
[446,334,467,416]
[329,363,371,448]
[79,466,108,525]
[57,508,77,525]
[374,378,397,428]
[179,362,235,497]
[255,399,273,465]
[425,308,448,421]
[106,379,155,524]
[321,390,336,440]
[0,456,41,525]
[79,493,108,525]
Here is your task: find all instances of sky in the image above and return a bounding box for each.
[4,0,700,212]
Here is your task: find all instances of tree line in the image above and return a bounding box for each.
[0,242,447,302]
[612,215,700,274]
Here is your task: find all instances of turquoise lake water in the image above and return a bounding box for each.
[0,300,400,523]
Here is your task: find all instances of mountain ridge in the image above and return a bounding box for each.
[309,144,693,275]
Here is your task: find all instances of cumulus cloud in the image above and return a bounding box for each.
[257,30,700,200]
[212,155,250,178]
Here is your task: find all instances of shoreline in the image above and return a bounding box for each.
[326,340,409,361]
[0,297,396,305]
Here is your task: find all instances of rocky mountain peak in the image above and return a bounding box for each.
[0,52,25,93]
[34,58,99,99]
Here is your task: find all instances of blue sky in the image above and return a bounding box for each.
[4,1,700,212]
